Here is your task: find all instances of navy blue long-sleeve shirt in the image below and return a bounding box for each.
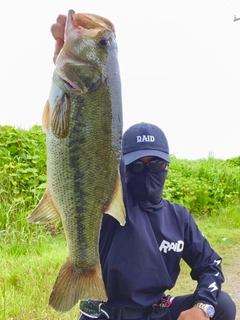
[99,166,224,309]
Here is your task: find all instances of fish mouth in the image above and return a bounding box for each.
[67,10,115,37]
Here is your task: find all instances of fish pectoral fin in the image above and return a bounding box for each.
[51,93,71,138]
[26,190,60,223]
[104,173,126,226]
[49,259,107,312]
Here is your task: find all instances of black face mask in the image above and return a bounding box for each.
[126,168,168,212]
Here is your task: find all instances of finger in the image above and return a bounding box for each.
[53,38,64,64]
[50,23,65,41]
[51,15,66,64]
[56,14,67,26]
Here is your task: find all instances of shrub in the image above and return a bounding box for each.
[1,125,240,235]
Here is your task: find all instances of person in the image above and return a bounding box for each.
[50,15,236,320]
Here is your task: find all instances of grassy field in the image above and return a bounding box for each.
[1,126,240,319]
[1,232,80,319]
[1,208,239,320]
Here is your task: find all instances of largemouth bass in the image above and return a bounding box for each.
[26,10,125,312]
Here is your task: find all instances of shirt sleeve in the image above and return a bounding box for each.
[182,211,224,307]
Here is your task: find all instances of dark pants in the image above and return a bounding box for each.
[79,291,236,320]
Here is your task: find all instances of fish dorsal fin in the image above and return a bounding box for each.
[104,173,126,226]
[26,190,60,223]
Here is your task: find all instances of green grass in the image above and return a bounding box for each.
[1,232,80,319]
[1,209,240,319]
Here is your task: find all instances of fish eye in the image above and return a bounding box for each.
[99,39,109,48]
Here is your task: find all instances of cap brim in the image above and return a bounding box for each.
[123,150,170,165]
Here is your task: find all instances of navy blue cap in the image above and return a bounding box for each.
[122,122,170,165]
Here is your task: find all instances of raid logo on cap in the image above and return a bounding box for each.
[137,135,155,143]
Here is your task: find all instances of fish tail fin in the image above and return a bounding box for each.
[49,259,107,312]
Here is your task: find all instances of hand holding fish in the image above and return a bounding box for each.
[51,14,66,64]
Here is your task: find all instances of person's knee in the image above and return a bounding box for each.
[215,291,236,320]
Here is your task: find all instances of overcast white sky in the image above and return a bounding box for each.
[0,0,239,160]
